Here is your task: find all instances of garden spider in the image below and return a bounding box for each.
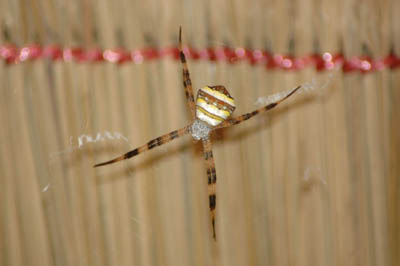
[94,27,301,240]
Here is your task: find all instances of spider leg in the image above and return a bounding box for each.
[94,124,191,167]
[202,137,217,240]
[179,27,196,120]
[217,85,301,128]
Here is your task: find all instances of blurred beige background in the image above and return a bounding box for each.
[0,0,399,266]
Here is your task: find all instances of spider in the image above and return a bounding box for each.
[94,27,301,241]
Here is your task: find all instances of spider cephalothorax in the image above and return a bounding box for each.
[94,27,300,241]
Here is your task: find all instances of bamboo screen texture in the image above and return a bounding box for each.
[0,0,399,266]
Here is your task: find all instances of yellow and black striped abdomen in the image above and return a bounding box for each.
[196,86,236,127]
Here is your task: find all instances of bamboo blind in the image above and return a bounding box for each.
[0,0,399,266]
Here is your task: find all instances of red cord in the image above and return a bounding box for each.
[1,44,399,73]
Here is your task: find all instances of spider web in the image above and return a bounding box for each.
[254,69,338,106]
[45,131,131,191]
[42,66,337,252]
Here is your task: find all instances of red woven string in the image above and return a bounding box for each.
[1,44,399,72]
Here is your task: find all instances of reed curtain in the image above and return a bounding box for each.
[0,0,399,266]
